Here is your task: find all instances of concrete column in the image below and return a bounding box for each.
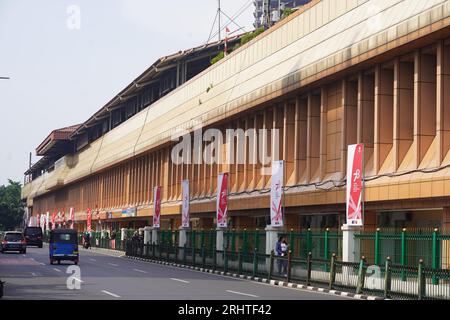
[341,224,361,263]
[121,228,127,241]
[178,227,189,261]
[151,227,159,244]
[265,225,280,255]
[216,228,225,266]
[143,226,152,244]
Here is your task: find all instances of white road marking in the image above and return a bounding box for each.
[170,278,190,284]
[133,268,147,274]
[39,263,45,266]
[31,272,37,277]
[101,290,121,298]
[53,268,61,273]
[226,290,259,298]
[89,258,97,262]
[73,277,84,283]
[108,263,119,267]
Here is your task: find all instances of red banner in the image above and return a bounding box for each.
[69,207,75,229]
[51,212,56,230]
[346,144,364,226]
[216,173,229,228]
[153,186,161,228]
[87,208,92,232]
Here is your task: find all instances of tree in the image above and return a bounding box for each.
[0,180,25,231]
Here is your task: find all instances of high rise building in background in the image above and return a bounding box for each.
[253,0,311,28]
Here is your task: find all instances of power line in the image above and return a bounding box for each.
[209,0,253,41]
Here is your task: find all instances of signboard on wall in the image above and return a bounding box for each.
[270,160,284,227]
[153,186,161,228]
[216,173,229,228]
[346,144,364,226]
[121,207,136,218]
[181,180,190,228]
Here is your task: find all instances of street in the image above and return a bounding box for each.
[0,247,349,300]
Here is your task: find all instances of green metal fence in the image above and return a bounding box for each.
[278,228,342,260]
[223,229,266,254]
[356,228,450,268]
[186,230,216,251]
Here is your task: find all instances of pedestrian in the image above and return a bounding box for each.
[276,236,288,275]
[281,238,289,275]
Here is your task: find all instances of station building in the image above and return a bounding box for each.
[21,0,450,249]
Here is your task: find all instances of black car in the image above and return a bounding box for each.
[23,227,43,248]
[1,232,27,254]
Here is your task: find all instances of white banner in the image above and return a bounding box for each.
[216,173,229,228]
[181,180,190,228]
[153,186,161,228]
[346,144,364,226]
[270,160,284,227]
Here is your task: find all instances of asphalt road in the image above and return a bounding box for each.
[0,247,350,300]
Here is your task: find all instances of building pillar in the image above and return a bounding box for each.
[151,227,159,244]
[178,227,189,261]
[216,228,225,266]
[144,226,152,244]
[265,225,280,255]
[341,224,361,263]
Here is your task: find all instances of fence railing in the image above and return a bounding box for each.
[278,228,342,260]
[356,228,450,269]
[124,240,450,300]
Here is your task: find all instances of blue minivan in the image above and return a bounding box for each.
[49,229,79,265]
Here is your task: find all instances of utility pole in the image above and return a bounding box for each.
[218,0,221,41]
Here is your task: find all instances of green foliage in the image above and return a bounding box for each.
[210,27,266,65]
[211,51,225,65]
[282,8,296,19]
[0,180,24,231]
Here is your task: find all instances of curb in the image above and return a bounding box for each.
[124,255,385,300]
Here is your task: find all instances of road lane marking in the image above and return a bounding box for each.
[225,290,259,298]
[101,290,121,298]
[133,268,148,274]
[73,277,84,283]
[108,263,119,267]
[89,258,97,262]
[170,278,190,284]
[31,272,37,277]
[39,263,45,266]
[53,268,62,273]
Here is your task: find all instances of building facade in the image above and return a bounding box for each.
[21,0,450,243]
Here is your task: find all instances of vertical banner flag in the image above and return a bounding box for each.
[346,144,364,226]
[153,186,161,228]
[181,180,190,228]
[40,214,46,232]
[216,172,229,228]
[87,208,92,232]
[46,212,50,231]
[37,214,40,227]
[69,207,75,229]
[270,160,284,227]
[51,212,56,230]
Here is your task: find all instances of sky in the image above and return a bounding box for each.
[0,0,254,186]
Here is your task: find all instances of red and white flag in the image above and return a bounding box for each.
[69,207,75,229]
[346,144,364,226]
[270,160,284,227]
[51,212,56,230]
[153,186,161,228]
[87,208,92,232]
[181,180,190,228]
[216,173,229,228]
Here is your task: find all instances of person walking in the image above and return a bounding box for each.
[276,236,288,275]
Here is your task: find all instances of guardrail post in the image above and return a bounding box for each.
[329,253,336,290]
[324,228,329,271]
[238,247,243,275]
[253,247,258,277]
[289,228,294,255]
[432,228,439,285]
[166,242,170,261]
[401,228,407,281]
[183,244,187,265]
[384,257,391,299]
[202,245,206,269]
[224,247,229,273]
[175,244,179,264]
[159,242,162,261]
[306,228,312,256]
[213,247,217,271]
[192,245,196,267]
[268,250,274,280]
[418,259,425,300]
[287,250,292,283]
[152,242,156,259]
[356,256,367,294]
[374,228,380,266]
[306,251,312,286]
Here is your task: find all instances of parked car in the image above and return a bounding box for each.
[23,227,43,248]
[1,231,27,254]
